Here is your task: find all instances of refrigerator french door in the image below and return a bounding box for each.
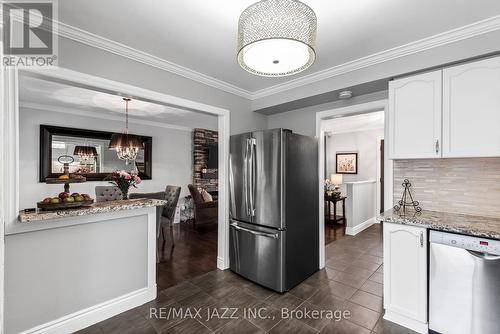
[229,129,319,292]
[229,130,283,229]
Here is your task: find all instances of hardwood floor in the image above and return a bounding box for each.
[156,220,218,291]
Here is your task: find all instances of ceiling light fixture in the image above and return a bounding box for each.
[237,0,317,77]
[338,90,353,99]
[109,98,143,165]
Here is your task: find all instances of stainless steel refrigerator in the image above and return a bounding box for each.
[229,128,319,292]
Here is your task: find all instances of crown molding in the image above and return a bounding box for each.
[252,14,500,99]
[46,14,500,102]
[20,101,193,132]
[56,21,254,100]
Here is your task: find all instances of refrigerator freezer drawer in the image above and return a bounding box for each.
[229,221,284,292]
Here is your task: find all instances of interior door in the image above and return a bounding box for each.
[229,132,252,223]
[251,129,283,229]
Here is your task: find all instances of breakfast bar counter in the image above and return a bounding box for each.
[18,198,167,223]
[5,198,164,334]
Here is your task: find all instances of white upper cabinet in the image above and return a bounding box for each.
[442,56,500,157]
[389,70,442,159]
[383,223,427,325]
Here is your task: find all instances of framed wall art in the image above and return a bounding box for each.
[336,152,358,174]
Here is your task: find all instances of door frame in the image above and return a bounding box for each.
[316,100,392,268]
[376,137,385,214]
[1,67,231,274]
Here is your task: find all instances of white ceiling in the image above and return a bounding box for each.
[19,75,218,130]
[324,111,384,135]
[58,0,500,93]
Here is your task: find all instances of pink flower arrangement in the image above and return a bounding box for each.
[105,170,142,199]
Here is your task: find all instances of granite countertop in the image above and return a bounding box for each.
[18,198,168,223]
[378,209,500,240]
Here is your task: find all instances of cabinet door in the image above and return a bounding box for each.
[443,56,500,157]
[389,70,442,159]
[383,223,427,323]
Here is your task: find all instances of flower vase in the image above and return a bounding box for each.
[121,188,130,200]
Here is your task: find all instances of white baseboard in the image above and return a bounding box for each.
[20,286,156,334]
[217,256,229,270]
[383,310,428,334]
[346,217,376,236]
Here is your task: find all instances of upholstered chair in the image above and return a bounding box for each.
[95,186,123,202]
[163,185,182,229]
[129,185,181,246]
[187,184,218,228]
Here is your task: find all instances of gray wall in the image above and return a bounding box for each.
[5,214,149,334]
[58,37,267,135]
[19,107,195,209]
[326,128,384,193]
[267,91,388,136]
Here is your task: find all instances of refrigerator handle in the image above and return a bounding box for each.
[249,138,256,216]
[230,223,278,239]
[244,138,250,216]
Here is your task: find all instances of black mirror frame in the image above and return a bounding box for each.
[39,125,152,182]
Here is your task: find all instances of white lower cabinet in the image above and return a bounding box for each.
[383,223,428,333]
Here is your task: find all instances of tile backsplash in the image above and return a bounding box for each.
[393,158,500,218]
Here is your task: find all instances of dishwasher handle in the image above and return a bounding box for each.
[467,250,500,261]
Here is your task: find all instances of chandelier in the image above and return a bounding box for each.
[109,98,143,165]
[237,0,317,77]
[73,145,97,164]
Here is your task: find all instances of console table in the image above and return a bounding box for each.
[324,194,346,225]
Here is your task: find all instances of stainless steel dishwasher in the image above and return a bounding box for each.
[429,230,500,334]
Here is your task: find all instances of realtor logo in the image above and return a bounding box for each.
[2,0,58,67]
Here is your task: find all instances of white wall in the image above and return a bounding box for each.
[326,128,384,193]
[19,107,197,209]
[345,181,377,235]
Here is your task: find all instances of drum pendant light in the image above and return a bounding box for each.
[237,0,317,77]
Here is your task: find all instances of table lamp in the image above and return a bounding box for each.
[330,174,343,197]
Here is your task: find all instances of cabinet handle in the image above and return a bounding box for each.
[420,231,424,248]
[435,139,439,154]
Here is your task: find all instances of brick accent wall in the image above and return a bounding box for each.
[393,158,500,218]
[193,128,218,191]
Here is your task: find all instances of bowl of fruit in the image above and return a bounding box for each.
[37,192,94,211]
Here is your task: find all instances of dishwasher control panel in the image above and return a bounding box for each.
[430,230,500,255]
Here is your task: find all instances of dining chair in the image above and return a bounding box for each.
[95,186,123,202]
[129,185,181,261]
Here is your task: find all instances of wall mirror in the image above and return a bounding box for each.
[40,125,152,181]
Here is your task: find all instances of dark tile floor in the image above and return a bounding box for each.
[78,223,418,334]
[324,223,346,245]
